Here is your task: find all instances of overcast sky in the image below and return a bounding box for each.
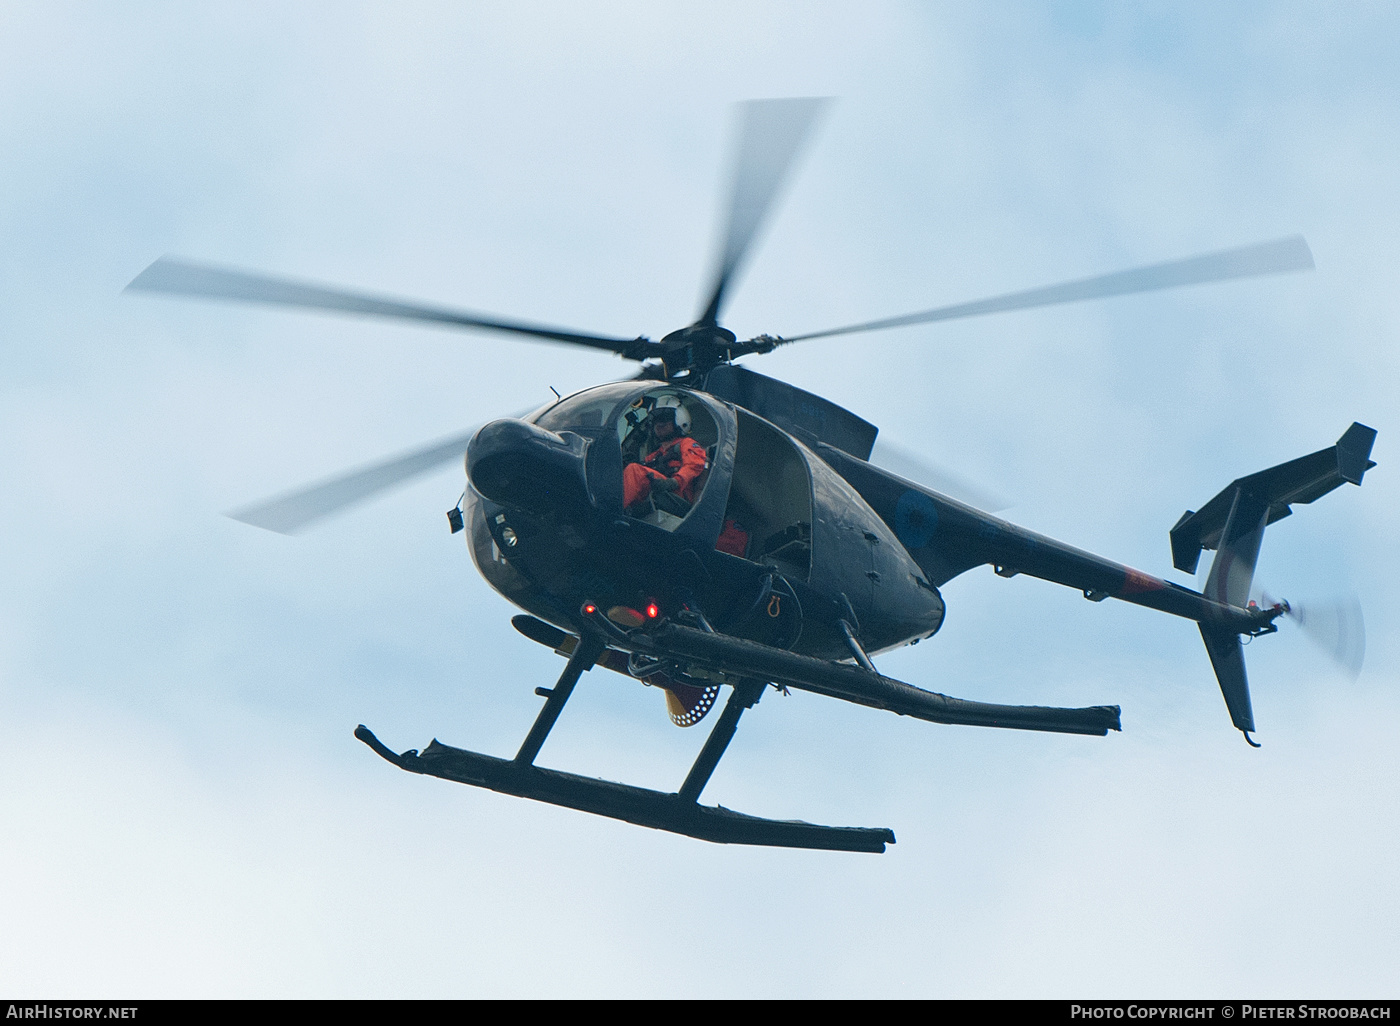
[1,1,1397,998]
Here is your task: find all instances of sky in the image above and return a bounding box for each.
[1,1,1397,998]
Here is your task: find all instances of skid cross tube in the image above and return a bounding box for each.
[515,632,606,765]
[678,678,765,804]
[352,622,910,851]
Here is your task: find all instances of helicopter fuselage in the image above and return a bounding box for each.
[463,377,946,662]
[462,365,1287,675]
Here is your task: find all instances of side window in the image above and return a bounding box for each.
[722,411,813,580]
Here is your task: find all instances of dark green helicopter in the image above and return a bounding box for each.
[128,99,1374,853]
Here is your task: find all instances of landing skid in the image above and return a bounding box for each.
[355,726,894,853]
[356,632,895,853]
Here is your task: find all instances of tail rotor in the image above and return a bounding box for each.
[1257,591,1366,679]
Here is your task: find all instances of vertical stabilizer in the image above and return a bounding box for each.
[1173,423,1376,741]
[1203,486,1270,608]
[1199,625,1255,737]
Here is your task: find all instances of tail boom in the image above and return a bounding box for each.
[817,423,1375,739]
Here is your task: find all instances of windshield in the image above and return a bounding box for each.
[532,383,724,533]
[531,383,639,436]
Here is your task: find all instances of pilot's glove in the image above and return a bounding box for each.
[653,476,679,492]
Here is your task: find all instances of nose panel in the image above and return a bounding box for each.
[467,418,590,514]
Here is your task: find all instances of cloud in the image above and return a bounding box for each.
[0,1,1395,996]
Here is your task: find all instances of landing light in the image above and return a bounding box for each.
[606,606,646,628]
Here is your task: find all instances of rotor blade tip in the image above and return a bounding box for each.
[1269,234,1315,272]
[124,259,167,292]
[225,509,299,536]
[1293,235,1316,271]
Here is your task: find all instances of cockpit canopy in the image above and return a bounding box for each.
[531,383,720,528]
[528,382,813,579]
[531,383,635,436]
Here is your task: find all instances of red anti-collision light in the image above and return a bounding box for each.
[582,603,598,616]
[646,603,660,619]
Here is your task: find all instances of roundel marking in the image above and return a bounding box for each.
[894,489,939,549]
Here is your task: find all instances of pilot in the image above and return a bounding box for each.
[623,395,707,514]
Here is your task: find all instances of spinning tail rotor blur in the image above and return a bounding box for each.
[1258,591,1366,679]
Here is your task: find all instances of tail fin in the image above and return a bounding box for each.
[1199,624,1256,737]
[1170,423,1377,740]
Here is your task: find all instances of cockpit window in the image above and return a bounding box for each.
[530,384,722,532]
[532,384,636,436]
[620,389,719,531]
[618,390,719,454]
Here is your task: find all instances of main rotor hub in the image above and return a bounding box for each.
[659,323,740,380]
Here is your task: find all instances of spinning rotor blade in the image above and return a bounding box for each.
[698,97,833,326]
[779,235,1314,343]
[229,427,480,535]
[1292,597,1366,679]
[128,258,647,357]
[868,438,1011,513]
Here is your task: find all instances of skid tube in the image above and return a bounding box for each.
[355,635,895,853]
[355,725,894,853]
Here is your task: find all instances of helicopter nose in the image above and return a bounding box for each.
[467,418,591,515]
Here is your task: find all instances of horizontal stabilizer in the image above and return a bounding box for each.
[355,726,895,853]
[1171,422,1376,575]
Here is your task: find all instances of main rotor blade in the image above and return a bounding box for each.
[128,258,647,357]
[229,427,480,535]
[868,438,1011,513]
[698,97,833,327]
[780,235,1315,343]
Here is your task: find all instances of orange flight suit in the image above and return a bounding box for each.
[624,435,707,509]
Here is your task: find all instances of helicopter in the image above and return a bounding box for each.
[127,98,1375,853]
